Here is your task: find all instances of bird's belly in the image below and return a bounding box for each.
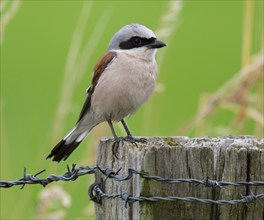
[110,79,154,121]
[91,64,156,121]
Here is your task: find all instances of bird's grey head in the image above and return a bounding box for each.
[108,24,166,51]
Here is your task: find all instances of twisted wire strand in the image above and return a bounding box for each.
[1,165,264,188]
[92,183,264,205]
[97,166,264,187]
[0,164,97,188]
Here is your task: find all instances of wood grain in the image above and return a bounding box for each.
[95,136,263,220]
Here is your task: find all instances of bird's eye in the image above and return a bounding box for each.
[133,37,142,46]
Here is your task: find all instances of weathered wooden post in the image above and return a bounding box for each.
[94,136,263,220]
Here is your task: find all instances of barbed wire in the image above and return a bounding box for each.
[1,164,263,206]
[0,164,97,189]
[89,182,264,207]
[1,164,263,189]
[97,166,264,188]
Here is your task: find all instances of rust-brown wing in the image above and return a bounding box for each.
[77,51,117,122]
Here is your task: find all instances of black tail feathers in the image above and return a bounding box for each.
[46,139,81,162]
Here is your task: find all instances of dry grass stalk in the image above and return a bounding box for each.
[141,0,183,134]
[178,1,263,137]
[51,2,111,142]
[177,53,263,136]
[0,0,21,46]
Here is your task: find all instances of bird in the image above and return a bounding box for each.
[47,23,166,162]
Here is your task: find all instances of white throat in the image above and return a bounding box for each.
[113,48,157,61]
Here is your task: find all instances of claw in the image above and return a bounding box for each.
[124,136,145,147]
[112,139,123,159]
[136,137,147,143]
[111,136,147,158]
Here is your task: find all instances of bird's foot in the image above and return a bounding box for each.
[123,136,147,146]
[112,136,147,158]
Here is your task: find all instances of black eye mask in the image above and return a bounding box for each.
[119,36,156,49]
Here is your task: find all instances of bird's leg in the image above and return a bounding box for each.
[106,118,118,140]
[121,119,132,136]
[106,119,147,158]
[106,118,123,158]
[121,119,147,144]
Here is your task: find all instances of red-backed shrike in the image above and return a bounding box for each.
[47,24,166,162]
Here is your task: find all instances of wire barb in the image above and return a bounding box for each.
[202,177,222,188]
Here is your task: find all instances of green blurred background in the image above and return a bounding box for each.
[1,0,263,219]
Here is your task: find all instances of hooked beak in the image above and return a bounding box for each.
[148,39,166,49]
